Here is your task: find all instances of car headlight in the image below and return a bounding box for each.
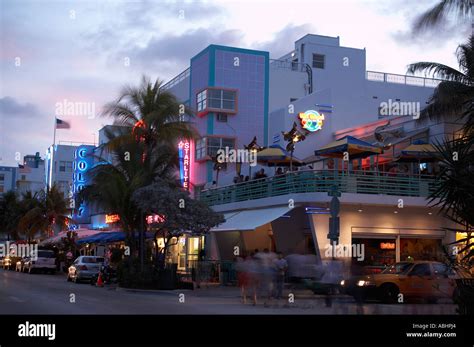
[357,280,373,287]
[340,280,345,286]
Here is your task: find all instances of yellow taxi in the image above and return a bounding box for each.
[341,261,458,303]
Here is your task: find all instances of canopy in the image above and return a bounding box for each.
[38,228,105,247]
[396,142,440,162]
[212,206,291,232]
[314,135,382,159]
[257,145,304,167]
[76,231,155,245]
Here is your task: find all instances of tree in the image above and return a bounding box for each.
[0,191,21,241]
[101,75,197,159]
[407,35,474,127]
[413,0,472,33]
[132,179,224,269]
[17,185,69,242]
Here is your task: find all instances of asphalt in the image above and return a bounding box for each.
[0,268,457,315]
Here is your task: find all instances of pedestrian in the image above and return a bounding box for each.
[255,248,277,306]
[273,252,288,300]
[235,254,249,304]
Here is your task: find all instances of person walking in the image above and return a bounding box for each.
[273,252,288,300]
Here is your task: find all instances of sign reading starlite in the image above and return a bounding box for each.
[298,110,325,132]
[178,140,191,190]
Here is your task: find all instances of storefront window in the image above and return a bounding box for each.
[352,238,396,274]
[400,238,442,261]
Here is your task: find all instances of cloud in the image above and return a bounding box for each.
[118,28,245,69]
[253,23,315,58]
[391,22,471,48]
[0,96,41,118]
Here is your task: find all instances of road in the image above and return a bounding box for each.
[0,269,457,315]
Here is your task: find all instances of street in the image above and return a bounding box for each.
[0,269,458,315]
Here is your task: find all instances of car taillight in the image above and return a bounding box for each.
[80,265,88,270]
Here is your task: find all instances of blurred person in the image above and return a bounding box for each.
[235,254,249,303]
[273,252,288,299]
[255,248,277,306]
[275,167,283,176]
[246,253,259,305]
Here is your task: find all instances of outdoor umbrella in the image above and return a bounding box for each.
[257,144,305,167]
[396,142,440,162]
[314,135,382,159]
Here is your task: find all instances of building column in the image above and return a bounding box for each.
[396,235,400,262]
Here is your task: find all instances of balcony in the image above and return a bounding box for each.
[366,71,443,88]
[198,169,437,206]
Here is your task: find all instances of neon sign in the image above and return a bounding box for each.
[178,140,191,190]
[380,242,396,250]
[105,214,120,224]
[298,110,325,132]
[146,214,166,225]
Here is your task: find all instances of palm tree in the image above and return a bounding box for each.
[0,191,21,240]
[80,132,178,253]
[413,0,472,32]
[17,185,70,242]
[407,34,474,131]
[101,75,197,158]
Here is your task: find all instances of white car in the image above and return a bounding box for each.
[67,256,104,283]
[24,250,57,274]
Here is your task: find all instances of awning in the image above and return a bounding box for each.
[212,206,291,232]
[38,228,105,247]
[396,142,440,162]
[76,231,155,245]
[257,144,305,167]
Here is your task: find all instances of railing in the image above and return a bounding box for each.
[162,67,190,90]
[367,71,443,88]
[198,169,437,206]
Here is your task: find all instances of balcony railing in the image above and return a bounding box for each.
[198,169,437,206]
[162,67,190,90]
[366,71,443,88]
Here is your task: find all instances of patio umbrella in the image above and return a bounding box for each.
[396,142,440,162]
[314,136,382,159]
[257,144,305,167]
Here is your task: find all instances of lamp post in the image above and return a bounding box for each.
[244,136,263,179]
[282,122,306,171]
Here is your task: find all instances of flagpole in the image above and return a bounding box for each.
[49,117,57,189]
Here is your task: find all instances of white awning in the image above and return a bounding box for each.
[212,206,291,232]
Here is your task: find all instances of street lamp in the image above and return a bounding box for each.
[282,122,306,171]
[244,136,263,179]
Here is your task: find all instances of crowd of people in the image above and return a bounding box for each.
[234,249,288,306]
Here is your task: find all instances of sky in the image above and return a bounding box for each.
[0,0,471,166]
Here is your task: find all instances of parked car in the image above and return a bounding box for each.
[67,256,105,283]
[15,256,30,272]
[23,250,57,274]
[2,255,19,270]
[340,261,458,303]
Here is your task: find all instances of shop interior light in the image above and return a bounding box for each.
[358,209,363,213]
[394,211,398,214]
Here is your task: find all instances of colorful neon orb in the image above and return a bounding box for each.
[298,110,325,132]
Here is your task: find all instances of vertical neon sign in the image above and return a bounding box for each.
[178,140,191,190]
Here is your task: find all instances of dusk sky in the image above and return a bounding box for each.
[0,0,470,166]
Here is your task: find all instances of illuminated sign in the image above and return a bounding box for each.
[298,110,324,132]
[72,145,95,224]
[178,140,191,190]
[105,214,120,224]
[380,242,396,250]
[146,214,165,225]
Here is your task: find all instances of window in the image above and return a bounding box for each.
[59,161,73,172]
[0,174,4,182]
[312,53,325,69]
[0,185,4,193]
[21,175,26,181]
[194,137,236,160]
[409,263,431,277]
[197,89,207,112]
[196,88,237,114]
[216,113,227,122]
[433,263,453,276]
